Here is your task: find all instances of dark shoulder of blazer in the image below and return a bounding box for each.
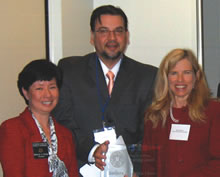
[58,52,96,65]
[122,54,158,75]
[57,53,96,74]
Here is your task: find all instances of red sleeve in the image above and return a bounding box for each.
[142,121,158,177]
[65,131,79,177]
[0,120,25,177]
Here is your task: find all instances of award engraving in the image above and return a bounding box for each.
[110,150,125,168]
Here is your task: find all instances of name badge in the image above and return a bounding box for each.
[93,126,117,144]
[169,124,191,141]
[32,142,49,159]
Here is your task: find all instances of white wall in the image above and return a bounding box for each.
[94,0,197,67]
[0,1,46,121]
[49,0,94,64]
[62,0,94,58]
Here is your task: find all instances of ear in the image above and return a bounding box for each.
[193,71,200,89]
[90,30,95,46]
[196,70,200,80]
[126,31,130,45]
[22,88,29,101]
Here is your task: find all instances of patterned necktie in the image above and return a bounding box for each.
[106,71,115,96]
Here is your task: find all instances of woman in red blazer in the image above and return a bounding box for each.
[0,60,79,177]
[142,49,220,177]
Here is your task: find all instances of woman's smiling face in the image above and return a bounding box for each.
[168,58,196,102]
[22,78,59,117]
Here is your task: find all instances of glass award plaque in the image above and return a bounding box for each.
[101,137,133,177]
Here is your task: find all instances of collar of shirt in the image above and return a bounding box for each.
[99,58,122,85]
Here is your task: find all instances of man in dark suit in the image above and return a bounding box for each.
[53,5,157,175]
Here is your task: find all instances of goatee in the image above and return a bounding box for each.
[101,51,122,60]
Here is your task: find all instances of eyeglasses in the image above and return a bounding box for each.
[95,27,126,37]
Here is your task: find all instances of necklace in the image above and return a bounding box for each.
[170,102,179,123]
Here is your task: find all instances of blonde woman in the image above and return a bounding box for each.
[142,49,220,177]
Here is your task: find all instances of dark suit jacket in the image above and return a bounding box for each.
[53,52,157,169]
[0,107,79,177]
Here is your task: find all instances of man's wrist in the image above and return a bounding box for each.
[88,144,100,163]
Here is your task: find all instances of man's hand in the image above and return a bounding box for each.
[93,140,110,170]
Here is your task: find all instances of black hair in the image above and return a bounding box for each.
[17,59,62,105]
[90,5,128,32]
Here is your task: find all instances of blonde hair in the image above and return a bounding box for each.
[145,48,211,128]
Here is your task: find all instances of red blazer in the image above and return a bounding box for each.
[0,107,79,177]
[142,100,220,177]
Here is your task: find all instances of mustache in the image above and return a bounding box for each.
[105,40,119,47]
